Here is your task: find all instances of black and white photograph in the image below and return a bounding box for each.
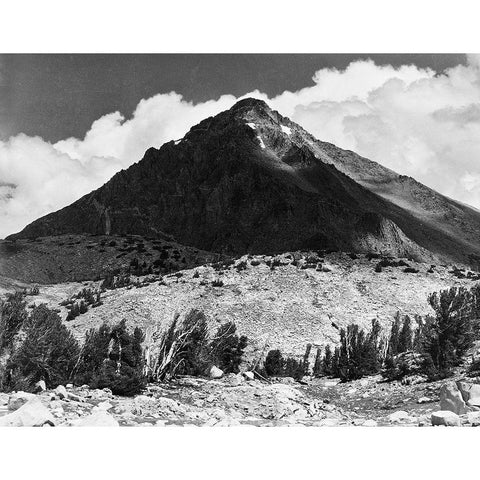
[0,1,479,478]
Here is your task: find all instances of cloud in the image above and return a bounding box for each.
[1,57,480,238]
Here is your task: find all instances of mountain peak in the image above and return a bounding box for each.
[230,97,270,113]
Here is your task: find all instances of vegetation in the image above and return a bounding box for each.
[150,310,248,381]
[263,348,305,380]
[5,304,80,391]
[74,320,146,396]
[0,293,147,395]
[302,285,479,383]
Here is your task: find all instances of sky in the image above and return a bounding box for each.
[0,53,479,239]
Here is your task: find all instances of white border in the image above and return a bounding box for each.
[1,1,479,479]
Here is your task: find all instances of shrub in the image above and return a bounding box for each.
[419,287,479,379]
[75,320,146,396]
[210,322,248,373]
[235,260,248,272]
[264,349,284,376]
[212,279,224,287]
[7,304,80,390]
[404,267,419,273]
[0,292,28,352]
[152,310,219,380]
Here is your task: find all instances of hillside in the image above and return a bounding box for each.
[0,234,221,283]
[6,98,480,286]
[25,252,478,357]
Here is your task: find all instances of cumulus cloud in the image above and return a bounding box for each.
[1,57,480,238]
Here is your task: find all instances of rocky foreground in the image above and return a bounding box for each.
[1,374,479,427]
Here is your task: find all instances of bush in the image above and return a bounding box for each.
[75,320,146,396]
[210,322,248,373]
[264,349,284,376]
[7,304,80,390]
[0,292,28,352]
[418,287,479,379]
[151,310,248,381]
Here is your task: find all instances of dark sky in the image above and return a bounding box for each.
[0,53,467,142]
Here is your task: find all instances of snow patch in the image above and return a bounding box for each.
[281,125,292,135]
[257,136,266,149]
[246,122,256,130]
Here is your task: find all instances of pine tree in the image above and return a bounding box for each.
[7,304,80,389]
[397,315,413,353]
[264,349,284,376]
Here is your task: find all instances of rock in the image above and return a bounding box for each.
[66,384,73,389]
[324,380,340,387]
[387,411,411,423]
[54,385,68,399]
[456,381,480,408]
[8,391,36,411]
[316,418,340,426]
[67,392,84,403]
[71,411,119,427]
[0,398,55,427]
[242,371,255,381]
[362,419,378,427]
[209,366,224,379]
[224,373,244,386]
[439,382,467,414]
[467,411,480,426]
[34,380,46,393]
[0,393,9,406]
[431,410,461,427]
[95,401,113,411]
[417,396,431,404]
[213,418,242,427]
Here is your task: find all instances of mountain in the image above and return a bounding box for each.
[7,98,480,268]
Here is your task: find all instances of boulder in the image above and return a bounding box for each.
[242,371,255,381]
[387,410,411,423]
[456,381,480,408]
[54,385,68,399]
[71,411,119,427]
[0,393,9,406]
[417,396,431,404]
[95,401,113,411]
[34,380,46,393]
[209,366,224,379]
[431,410,461,427]
[362,419,378,427]
[439,382,467,414]
[467,411,480,426]
[8,391,36,411]
[224,373,243,386]
[0,398,55,427]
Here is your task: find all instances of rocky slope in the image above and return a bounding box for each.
[24,251,478,357]
[0,234,221,283]
[7,98,480,284]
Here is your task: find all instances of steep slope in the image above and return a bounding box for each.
[7,98,480,268]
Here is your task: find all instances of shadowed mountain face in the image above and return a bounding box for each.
[7,98,480,266]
